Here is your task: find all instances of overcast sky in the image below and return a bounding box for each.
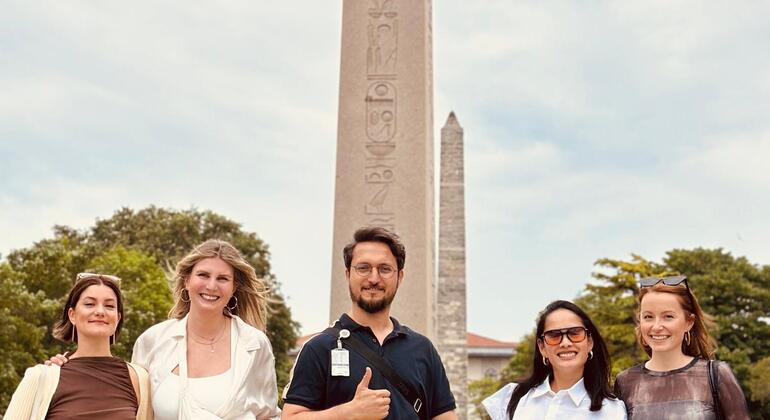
[2,1,769,343]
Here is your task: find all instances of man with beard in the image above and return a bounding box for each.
[282,227,457,420]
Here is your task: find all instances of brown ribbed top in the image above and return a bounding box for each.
[46,356,138,419]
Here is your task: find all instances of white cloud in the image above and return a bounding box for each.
[2,1,770,343]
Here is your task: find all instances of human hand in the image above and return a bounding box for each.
[44,353,69,366]
[347,367,390,420]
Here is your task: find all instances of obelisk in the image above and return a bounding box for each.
[330,0,435,337]
[437,112,468,418]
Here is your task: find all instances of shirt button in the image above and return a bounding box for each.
[372,338,377,343]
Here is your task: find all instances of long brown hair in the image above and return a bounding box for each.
[636,282,716,359]
[168,239,271,330]
[52,274,124,345]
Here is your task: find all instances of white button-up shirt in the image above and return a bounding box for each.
[482,377,627,420]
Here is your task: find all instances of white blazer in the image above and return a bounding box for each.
[132,315,280,420]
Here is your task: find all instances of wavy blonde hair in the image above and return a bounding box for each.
[636,282,717,359]
[168,239,270,330]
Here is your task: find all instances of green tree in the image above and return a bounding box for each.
[467,377,497,420]
[748,356,770,412]
[500,333,536,383]
[0,264,58,410]
[5,226,90,301]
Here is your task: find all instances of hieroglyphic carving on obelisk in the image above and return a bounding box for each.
[330,0,435,337]
[437,112,468,419]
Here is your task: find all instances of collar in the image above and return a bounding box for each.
[337,313,409,337]
[170,314,187,338]
[170,314,261,350]
[531,376,588,407]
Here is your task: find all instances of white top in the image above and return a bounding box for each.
[154,369,234,420]
[482,378,627,420]
[132,315,280,420]
[153,326,236,420]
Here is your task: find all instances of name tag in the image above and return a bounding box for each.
[331,348,350,377]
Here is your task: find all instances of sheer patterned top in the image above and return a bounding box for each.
[46,356,138,419]
[614,358,749,420]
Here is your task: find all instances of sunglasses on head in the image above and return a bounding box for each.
[540,326,590,346]
[76,272,122,285]
[639,275,688,290]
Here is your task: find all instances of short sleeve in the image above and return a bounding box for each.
[427,344,456,416]
[282,339,328,410]
[482,383,517,420]
[715,362,749,420]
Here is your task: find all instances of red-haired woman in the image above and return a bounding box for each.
[614,275,749,420]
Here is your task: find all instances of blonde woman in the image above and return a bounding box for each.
[132,239,280,419]
[6,273,152,419]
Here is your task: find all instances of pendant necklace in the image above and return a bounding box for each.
[188,319,228,353]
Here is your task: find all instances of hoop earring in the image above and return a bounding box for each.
[685,330,691,346]
[542,355,549,366]
[588,350,594,360]
[181,289,191,303]
[227,296,238,312]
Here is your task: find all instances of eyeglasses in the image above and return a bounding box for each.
[540,327,589,346]
[639,275,688,290]
[352,264,397,279]
[76,272,122,285]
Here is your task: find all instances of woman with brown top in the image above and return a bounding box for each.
[5,273,151,419]
[614,275,749,420]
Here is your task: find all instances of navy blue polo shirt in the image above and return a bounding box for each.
[283,314,456,419]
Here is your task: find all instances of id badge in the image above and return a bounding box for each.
[331,348,350,377]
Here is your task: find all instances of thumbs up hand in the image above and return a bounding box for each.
[347,367,391,419]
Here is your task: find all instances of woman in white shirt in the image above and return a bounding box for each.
[483,300,626,420]
[131,239,280,419]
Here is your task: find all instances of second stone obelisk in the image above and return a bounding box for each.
[329,0,435,338]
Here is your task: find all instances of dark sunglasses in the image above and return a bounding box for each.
[639,275,688,290]
[540,326,589,346]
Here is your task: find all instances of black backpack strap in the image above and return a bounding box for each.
[708,360,723,420]
[323,327,426,419]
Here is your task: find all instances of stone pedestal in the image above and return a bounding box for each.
[330,0,436,338]
[437,112,468,419]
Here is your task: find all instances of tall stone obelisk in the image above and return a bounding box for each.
[437,112,468,419]
[330,0,435,337]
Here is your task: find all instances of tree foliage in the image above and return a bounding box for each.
[0,264,59,410]
[467,377,497,420]
[469,248,770,418]
[0,206,300,413]
[748,356,770,404]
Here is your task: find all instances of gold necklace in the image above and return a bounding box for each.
[187,319,228,353]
